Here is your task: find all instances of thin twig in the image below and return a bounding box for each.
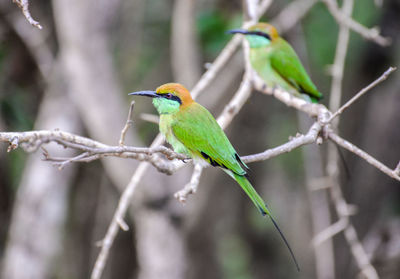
[242,122,321,163]
[319,2,353,278]
[271,0,318,33]
[328,161,378,279]
[119,101,135,146]
[312,218,348,246]
[191,36,242,99]
[90,160,152,279]
[0,130,187,174]
[140,113,159,124]
[116,217,129,231]
[323,0,390,46]
[344,226,379,279]
[12,0,42,29]
[328,132,400,182]
[174,163,203,203]
[0,130,186,159]
[328,0,353,125]
[217,73,253,129]
[2,6,53,77]
[395,161,400,176]
[190,0,272,99]
[252,73,328,118]
[53,152,91,170]
[329,67,396,122]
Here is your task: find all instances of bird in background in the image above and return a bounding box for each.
[129,83,299,270]
[229,22,323,103]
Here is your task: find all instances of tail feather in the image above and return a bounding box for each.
[232,172,300,271]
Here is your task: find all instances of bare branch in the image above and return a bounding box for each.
[116,217,129,232]
[328,0,353,124]
[0,130,183,158]
[328,158,379,279]
[191,35,242,100]
[329,67,397,121]
[344,226,379,279]
[271,0,318,33]
[91,161,151,279]
[119,101,135,146]
[322,0,390,46]
[312,218,348,246]
[140,113,159,124]
[328,132,400,182]
[1,0,388,277]
[12,0,42,29]
[252,71,329,119]
[395,161,400,176]
[0,130,187,174]
[242,122,322,163]
[218,74,253,129]
[191,0,272,99]
[1,5,53,77]
[243,0,258,21]
[313,3,355,270]
[174,163,203,203]
[257,0,273,16]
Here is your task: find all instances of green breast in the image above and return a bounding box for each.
[159,114,190,156]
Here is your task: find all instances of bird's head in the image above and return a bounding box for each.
[129,83,193,115]
[228,22,279,48]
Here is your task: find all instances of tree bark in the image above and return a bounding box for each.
[1,66,82,279]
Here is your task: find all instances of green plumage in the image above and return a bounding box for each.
[229,23,323,103]
[162,102,275,217]
[158,102,270,216]
[168,103,246,175]
[129,83,299,270]
[251,38,322,103]
[163,102,297,269]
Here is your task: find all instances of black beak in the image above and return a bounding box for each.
[227,29,250,35]
[128,90,159,98]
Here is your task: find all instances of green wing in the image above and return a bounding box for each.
[171,103,246,175]
[270,38,322,102]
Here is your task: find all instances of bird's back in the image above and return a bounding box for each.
[171,102,247,176]
[250,37,322,102]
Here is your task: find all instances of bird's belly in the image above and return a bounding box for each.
[159,115,190,156]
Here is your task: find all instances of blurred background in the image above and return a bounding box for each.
[0,0,399,278]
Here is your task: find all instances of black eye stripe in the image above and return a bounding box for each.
[158,92,182,104]
[247,31,271,40]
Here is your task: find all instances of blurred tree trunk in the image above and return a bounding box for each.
[52,0,138,190]
[171,0,201,88]
[51,0,147,277]
[1,66,82,279]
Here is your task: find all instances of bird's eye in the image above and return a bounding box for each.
[165,93,172,99]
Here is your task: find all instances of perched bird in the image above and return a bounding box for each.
[129,83,299,270]
[229,22,322,103]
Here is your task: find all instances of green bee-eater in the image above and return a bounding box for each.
[129,83,299,270]
[229,22,322,103]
